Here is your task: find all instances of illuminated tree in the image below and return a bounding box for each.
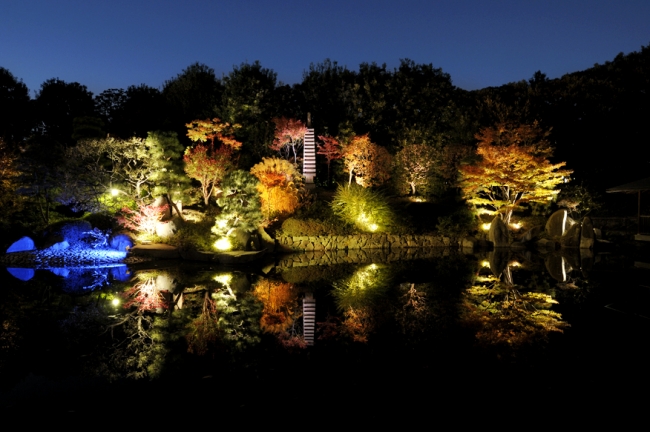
[185,117,242,151]
[250,157,304,223]
[183,143,233,206]
[393,143,438,196]
[185,291,220,355]
[343,134,392,187]
[271,117,307,164]
[252,280,300,334]
[317,135,342,183]
[0,139,22,217]
[459,123,572,225]
[118,203,169,236]
[212,170,264,243]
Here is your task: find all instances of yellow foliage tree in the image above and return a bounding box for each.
[250,157,304,223]
[253,280,300,334]
[459,123,572,225]
[186,118,242,150]
[343,134,392,188]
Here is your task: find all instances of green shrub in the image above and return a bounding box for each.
[168,219,214,251]
[330,184,395,233]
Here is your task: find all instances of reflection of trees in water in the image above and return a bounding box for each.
[462,257,570,354]
[329,264,392,343]
[252,279,305,348]
[122,277,170,312]
[185,291,219,355]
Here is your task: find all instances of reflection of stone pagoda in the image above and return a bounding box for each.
[303,113,316,187]
[303,292,316,346]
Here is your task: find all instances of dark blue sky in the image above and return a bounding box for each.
[2,0,649,96]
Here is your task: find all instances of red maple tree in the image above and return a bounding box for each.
[317,135,342,182]
[271,117,307,164]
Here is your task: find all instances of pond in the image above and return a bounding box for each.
[1,248,649,414]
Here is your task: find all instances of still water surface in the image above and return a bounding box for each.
[1,248,649,413]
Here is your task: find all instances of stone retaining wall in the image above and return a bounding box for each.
[277,234,450,252]
[276,247,466,268]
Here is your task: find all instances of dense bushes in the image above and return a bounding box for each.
[330,184,395,233]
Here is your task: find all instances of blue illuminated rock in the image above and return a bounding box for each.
[7,267,35,281]
[109,233,133,251]
[7,236,35,253]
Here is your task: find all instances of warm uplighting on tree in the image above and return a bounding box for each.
[459,122,572,225]
[271,117,307,164]
[186,118,242,150]
[118,203,169,236]
[393,143,437,196]
[253,280,300,334]
[183,143,233,206]
[250,157,304,223]
[343,134,392,188]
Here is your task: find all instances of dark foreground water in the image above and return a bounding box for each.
[1,248,649,416]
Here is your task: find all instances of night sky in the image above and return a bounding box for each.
[2,0,650,96]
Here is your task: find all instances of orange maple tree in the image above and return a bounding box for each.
[343,134,392,188]
[252,280,300,334]
[459,123,572,225]
[185,118,242,205]
[250,157,304,223]
[183,144,233,205]
[186,118,242,150]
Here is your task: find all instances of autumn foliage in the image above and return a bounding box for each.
[343,134,392,188]
[183,143,233,205]
[250,157,304,223]
[459,123,572,224]
[118,203,169,236]
[317,135,342,182]
[271,117,307,163]
[186,118,242,150]
[253,280,300,334]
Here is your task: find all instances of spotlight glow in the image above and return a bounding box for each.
[215,237,232,251]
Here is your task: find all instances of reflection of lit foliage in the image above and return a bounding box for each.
[122,278,169,312]
[186,292,220,355]
[333,264,392,311]
[253,280,300,334]
[461,277,569,351]
[212,290,262,350]
[395,283,432,336]
[341,307,374,343]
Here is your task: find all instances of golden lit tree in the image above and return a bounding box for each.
[393,143,437,196]
[186,118,242,150]
[459,122,572,225]
[343,134,392,188]
[250,157,304,223]
[253,280,300,334]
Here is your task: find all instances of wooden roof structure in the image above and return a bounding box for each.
[606,176,650,193]
[607,176,650,235]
